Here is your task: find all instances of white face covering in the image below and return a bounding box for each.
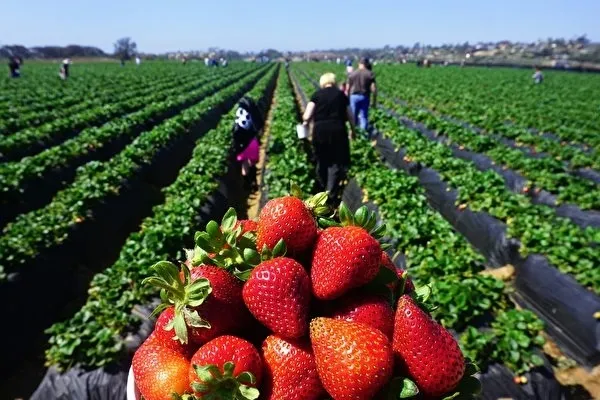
[235,107,254,130]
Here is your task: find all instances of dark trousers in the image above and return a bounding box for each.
[313,121,350,207]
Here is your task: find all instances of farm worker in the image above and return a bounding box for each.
[302,72,357,207]
[135,56,141,66]
[345,58,354,74]
[8,56,22,78]
[232,96,264,191]
[347,57,377,133]
[59,58,71,80]
[533,67,543,84]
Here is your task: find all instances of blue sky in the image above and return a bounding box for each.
[1,0,598,53]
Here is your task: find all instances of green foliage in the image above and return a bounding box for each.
[44,65,278,369]
[460,309,546,375]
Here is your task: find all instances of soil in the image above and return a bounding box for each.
[246,83,277,220]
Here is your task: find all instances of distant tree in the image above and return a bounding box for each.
[575,34,590,46]
[114,37,137,60]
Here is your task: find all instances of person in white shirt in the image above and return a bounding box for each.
[59,58,71,80]
[135,56,141,66]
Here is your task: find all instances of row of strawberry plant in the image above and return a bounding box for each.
[295,64,600,292]
[290,68,549,377]
[375,94,600,210]
[0,65,269,281]
[367,109,600,292]
[0,63,176,114]
[0,67,255,227]
[44,65,278,370]
[375,71,600,171]
[0,64,237,161]
[1,68,190,134]
[373,64,600,152]
[261,69,316,199]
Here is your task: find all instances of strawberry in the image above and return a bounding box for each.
[381,252,414,294]
[144,262,250,347]
[262,335,325,400]
[257,196,318,257]
[311,225,381,300]
[132,341,190,400]
[393,295,465,397]
[236,219,258,235]
[242,257,311,339]
[329,292,394,339]
[309,317,393,399]
[148,307,196,358]
[185,265,250,345]
[188,335,263,398]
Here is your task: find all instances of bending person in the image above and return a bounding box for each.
[303,72,356,206]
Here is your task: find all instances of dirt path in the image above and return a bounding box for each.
[246,83,277,220]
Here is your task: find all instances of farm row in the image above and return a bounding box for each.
[0,63,277,397]
[296,64,598,398]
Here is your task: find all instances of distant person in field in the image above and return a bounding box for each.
[59,58,71,80]
[302,72,357,206]
[8,56,22,78]
[345,58,354,74]
[233,97,264,191]
[347,57,377,133]
[533,67,543,84]
[135,56,141,66]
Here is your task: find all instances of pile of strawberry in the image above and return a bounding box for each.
[132,187,481,400]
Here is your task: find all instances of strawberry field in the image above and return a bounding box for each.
[1,61,599,399]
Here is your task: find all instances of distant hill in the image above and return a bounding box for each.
[1,45,107,59]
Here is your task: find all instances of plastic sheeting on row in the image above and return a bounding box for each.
[30,130,260,400]
[382,107,600,230]
[370,129,600,370]
[381,92,600,186]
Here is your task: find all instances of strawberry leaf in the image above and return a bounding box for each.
[221,208,238,232]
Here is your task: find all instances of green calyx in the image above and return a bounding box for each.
[290,182,332,218]
[338,203,387,241]
[235,238,288,282]
[188,362,260,400]
[191,208,258,280]
[379,376,419,399]
[142,261,212,344]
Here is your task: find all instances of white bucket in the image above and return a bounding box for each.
[296,123,308,139]
[127,366,141,400]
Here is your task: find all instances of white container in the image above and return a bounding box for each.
[127,366,141,400]
[296,123,308,139]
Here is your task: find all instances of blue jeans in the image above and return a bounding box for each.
[350,94,370,131]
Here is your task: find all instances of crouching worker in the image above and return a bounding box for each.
[232,97,264,192]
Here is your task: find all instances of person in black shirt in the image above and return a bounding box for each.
[302,72,356,206]
[232,96,264,191]
[8,57,22,78]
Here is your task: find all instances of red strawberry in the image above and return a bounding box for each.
[309,317,393,400]
[329,292,394,339]
[311,226,381,300]
[148,307,196,358]
[186,265,250,345]
[257,196,317,257]
[188,335,263,397]
[132,341,190,400]
[262,335,325,400]
[236,219,258,235]
[145,262,250,347]
[393,295,465,397]
[243,257,311,339]
[381,252,414,294]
